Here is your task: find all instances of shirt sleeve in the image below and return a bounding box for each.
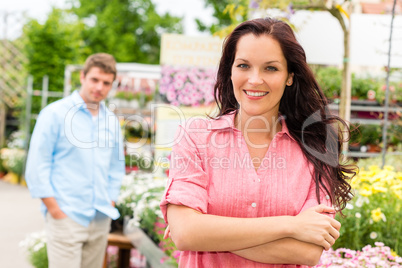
[299,166,334,218]
[107,117,125,202]
[160,125,209,224]
[25,108,59,198]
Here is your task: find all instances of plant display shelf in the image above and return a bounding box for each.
[328,103,401,158]
[124,220,175,268]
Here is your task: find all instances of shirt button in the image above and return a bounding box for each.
[251,202,257,208]
[325,195,330,200]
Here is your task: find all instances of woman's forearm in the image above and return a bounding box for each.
[231,238,324,266]
[167,204,293,251]
[166,204,339,252]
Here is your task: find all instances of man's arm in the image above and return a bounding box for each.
[41,197,67,219]
[25,108,58,200]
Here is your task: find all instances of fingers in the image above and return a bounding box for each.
[295,208,341,249]
[331,218,341,231]
[322,230,337,250]
[163,225,171,239]
[313,204,336,214]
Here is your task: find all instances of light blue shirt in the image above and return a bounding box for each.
[25,91,125,227]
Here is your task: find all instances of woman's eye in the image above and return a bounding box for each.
[266,66,278,71]
[237,64,248,69]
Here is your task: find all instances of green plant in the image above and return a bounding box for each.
[351,74,381,100]
[0,148,26,177]
[349,123,362,145]
[314,66,342,101]
[376,81,402,104]
[358,125,382,145]
[387,123,402,147]
[124,121,153,141]
[0,154,6,174]
[116,172,164,230]
[124,153,154,172]
[114,91,135,101]
[334,165,402,255]
[19,231,48,268]
[356,155,402,172]
[118,172,179,265]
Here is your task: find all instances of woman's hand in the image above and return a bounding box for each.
[291,204,340,250]
[164,225,171,239]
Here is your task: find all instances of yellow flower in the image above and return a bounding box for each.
[369,165,381,172]
[359,185,373,197]
[371,208,384,222]
[383,165,394,171]
[372,184,388,194]
[394,190,402,201]
[391,249,399,257]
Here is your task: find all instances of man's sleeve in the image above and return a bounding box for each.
[25,109,58,198]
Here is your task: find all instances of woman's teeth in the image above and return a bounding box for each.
[244,90,269,97]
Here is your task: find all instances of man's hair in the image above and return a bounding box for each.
[82,53,117,80]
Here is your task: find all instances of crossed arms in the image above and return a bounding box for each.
[166,204,340,266]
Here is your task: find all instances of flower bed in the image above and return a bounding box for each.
[19,231,48,268]
[116,172,179,265]
[316,242,402,267]
[334,165,402,255]
[159,65,216,107]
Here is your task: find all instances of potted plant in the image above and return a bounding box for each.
[117,172,179,266]
[376,81,402,105]
[19,231,48,268]
[351,75,381,103]
[348,123,362,152]
[358,125,382,153]
[0,148,26,184]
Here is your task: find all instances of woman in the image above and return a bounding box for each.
[160,17,354,267]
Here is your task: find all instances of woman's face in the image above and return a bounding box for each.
[231,33,293,120]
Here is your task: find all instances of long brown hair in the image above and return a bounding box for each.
[213,17,355,212]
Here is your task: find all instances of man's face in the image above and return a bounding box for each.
[79,67,114,104]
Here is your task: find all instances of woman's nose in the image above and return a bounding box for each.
[248,70,263,85]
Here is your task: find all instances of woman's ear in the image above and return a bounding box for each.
[286,73,294,86]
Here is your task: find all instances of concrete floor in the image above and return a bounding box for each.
[0,180,45,268]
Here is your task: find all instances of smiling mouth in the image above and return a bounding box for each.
[244,90,269,97]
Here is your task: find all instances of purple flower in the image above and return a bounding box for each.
[249,0,260,9]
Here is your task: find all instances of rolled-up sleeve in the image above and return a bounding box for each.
[299,167,334,218]
[160,125,209,224]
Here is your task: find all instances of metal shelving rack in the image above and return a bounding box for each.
[328,102,402,158]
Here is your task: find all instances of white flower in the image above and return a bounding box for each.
[346,203,354,210]
[355,197,364,207]
[355,212,361,218]
[370,232,378,239]
[33,242,45,252]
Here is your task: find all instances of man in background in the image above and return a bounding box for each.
[25,53,125,268]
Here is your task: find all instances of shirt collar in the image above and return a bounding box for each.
[208,112,296,142]
[71,90,106,115]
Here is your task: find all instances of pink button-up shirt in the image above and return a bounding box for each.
[160,112,332,268]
